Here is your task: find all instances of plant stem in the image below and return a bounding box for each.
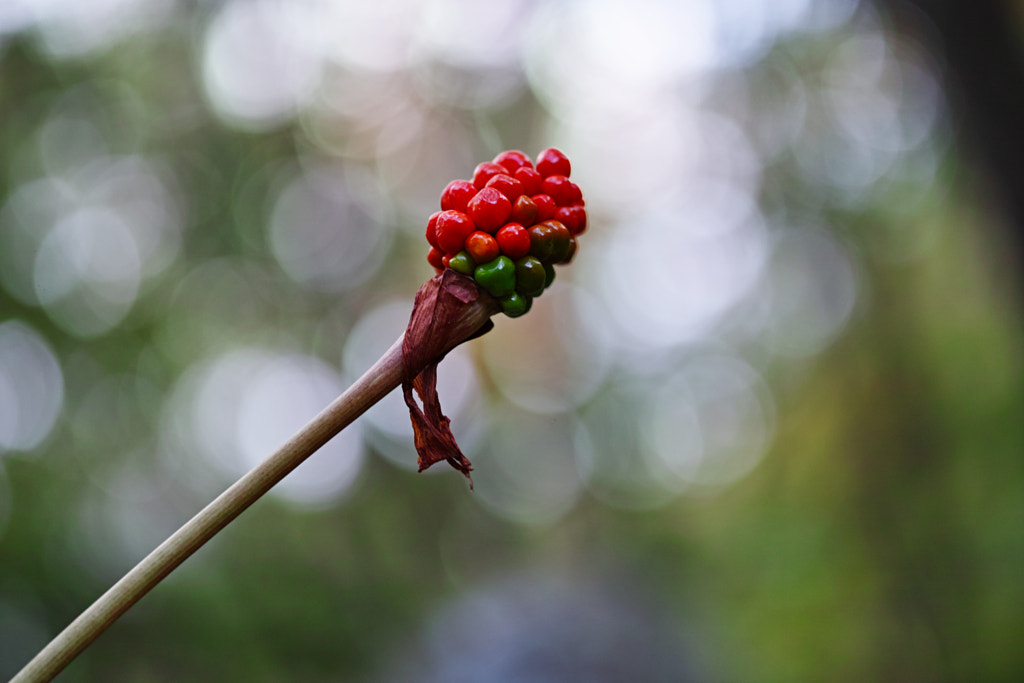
[13,273,497,683]
[13,335,406,683]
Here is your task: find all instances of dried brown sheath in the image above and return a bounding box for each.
[401,269,500,486]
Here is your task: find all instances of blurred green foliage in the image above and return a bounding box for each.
[1,1,1022,681]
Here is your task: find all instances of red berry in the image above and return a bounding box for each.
[536,148,571,177]
[467,187,512,233]
[435,210,476,254]
[532,194,557,221]
[485,174,525,202]
[426,211,442,250]
[426,149,583,289]
[441,180,476,212]
[510,194,539,226]
[514,167,543,195]
[540,175,582,206]
[493,150,533,173]
[465,231,500,264]
[427,247,445,271]
[496,223,531,260]
[472,162,507,190]
[555,204,587,235]
[566,182,583,205]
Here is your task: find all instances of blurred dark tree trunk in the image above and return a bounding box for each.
[883,0,1024,273]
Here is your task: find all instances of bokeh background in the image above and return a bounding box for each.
[1,0,1022,680]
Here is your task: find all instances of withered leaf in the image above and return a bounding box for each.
[401,269,497,487]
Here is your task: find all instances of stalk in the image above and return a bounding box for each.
[12,288,497,683]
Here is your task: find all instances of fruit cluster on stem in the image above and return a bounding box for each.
[426,148,587,317]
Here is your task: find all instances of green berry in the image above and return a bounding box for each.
[546,220,573,263]
[501,292,531,318]
[474,255,516,298]
[543,261,556,289]
[514,256,546,297]
[527,223,554,261]
[448,250,475,276]
[562,236,578,264]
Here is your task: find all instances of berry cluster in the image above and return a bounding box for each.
[426,148,587,317]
